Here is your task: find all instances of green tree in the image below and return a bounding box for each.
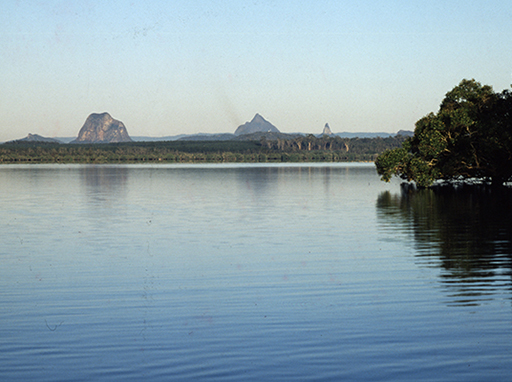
[376,79,511,187]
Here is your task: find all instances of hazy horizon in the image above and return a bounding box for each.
[2,1,511,142]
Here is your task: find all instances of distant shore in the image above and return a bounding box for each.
[0,136,406,164]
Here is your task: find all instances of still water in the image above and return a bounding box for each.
[1,163,511,381]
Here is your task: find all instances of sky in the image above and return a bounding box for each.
[1,0,512,141]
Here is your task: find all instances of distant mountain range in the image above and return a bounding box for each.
[8,131,413,144]
[5,112,413,144]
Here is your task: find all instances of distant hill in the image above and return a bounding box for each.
[8,134,61,143]
[177,133,236,141]
[397,130,414,137]
[131,135,188,142]
[55,137,79,143]
[234,114,280,136]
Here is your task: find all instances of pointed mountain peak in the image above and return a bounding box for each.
[322,123,334,136]
[251,113,266,122]
[235,114,280,136]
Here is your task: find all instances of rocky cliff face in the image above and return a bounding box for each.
[72,113,132,143]
[234,114,280,136]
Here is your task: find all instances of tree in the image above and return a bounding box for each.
[476,89,512,185]
[376,79,512,187]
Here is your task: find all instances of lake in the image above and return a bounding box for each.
[1,163,511,381]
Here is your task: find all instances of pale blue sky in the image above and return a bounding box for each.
[1,0,511,141]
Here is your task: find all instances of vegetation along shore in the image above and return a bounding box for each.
[0,135,406,164]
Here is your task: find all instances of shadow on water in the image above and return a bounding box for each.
[377,184,512,307]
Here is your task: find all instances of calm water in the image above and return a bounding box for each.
[1,163,511,381]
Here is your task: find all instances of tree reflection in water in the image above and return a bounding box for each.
[377,185,512,307]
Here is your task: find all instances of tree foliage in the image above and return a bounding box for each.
[376,79,512,187]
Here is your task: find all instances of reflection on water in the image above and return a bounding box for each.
[377,186,512,307]
[81,165,128,190]
[81,165,128,202]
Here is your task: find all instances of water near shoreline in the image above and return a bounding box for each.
[1,163,511,381]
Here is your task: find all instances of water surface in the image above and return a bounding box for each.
[1,164,511,381]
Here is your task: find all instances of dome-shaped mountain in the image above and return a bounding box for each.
[71,113,132,143]
[234,114,280,136]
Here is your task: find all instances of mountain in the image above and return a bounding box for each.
[71,112,132,143]
[9,133,61,143]
[234,114,280,136]
[322,123,334,136]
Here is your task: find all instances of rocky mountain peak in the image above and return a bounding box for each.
[234,114,280,136]
[251,113,265,123]
[322,123,334,136]
[71,113,132,144]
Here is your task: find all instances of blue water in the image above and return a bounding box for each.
[1,164,511,381]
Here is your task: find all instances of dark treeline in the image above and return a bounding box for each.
[0,135,406,164]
